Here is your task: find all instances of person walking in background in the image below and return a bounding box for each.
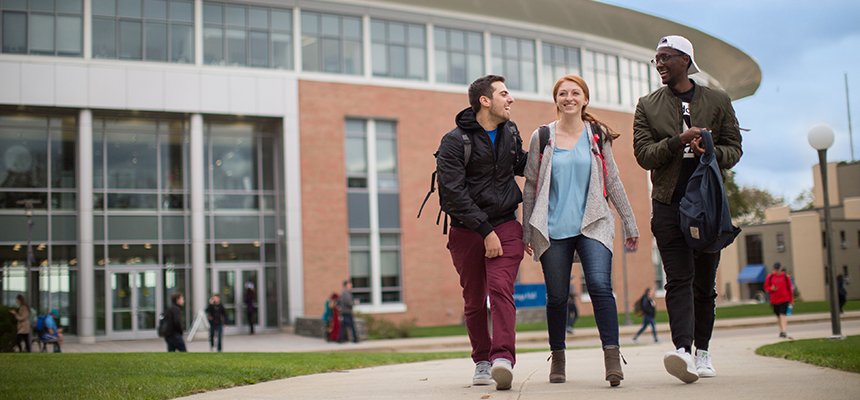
[836,274,847,314]
[436,74,528,391]
[165,292,187,352]
[206,293,226,352]
[339,280,359,343]
[765,262,794,339]
[632,288,659,344]
[244,282,257,335]
[633,35,742,383]
[10,294,31,352]
[523,74,639,387]
[567,283,579,334]
[322,293,341,342]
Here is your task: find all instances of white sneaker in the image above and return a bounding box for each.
[472,361,493,386]
[695,349,716,378]
[491,358,513,390]
[663,348,699,383]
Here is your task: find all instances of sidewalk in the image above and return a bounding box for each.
[63,310,860,354]
[177,318,860,400]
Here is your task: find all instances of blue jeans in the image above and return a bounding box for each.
[209,324,223,352]
[634,315,658,341]
[541,235,618,350]
[339,313,359,343]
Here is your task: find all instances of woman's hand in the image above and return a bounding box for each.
[625,237,639,252]
[524,243,533,256]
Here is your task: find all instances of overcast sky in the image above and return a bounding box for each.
[601,0,860,205]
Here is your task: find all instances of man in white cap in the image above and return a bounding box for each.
[632,35,742,383]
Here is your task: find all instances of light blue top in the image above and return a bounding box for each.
[548,129,591,239]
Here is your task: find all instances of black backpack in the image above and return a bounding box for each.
[678,130,741,252]
[417,125,522,234]
[157,312,170,337]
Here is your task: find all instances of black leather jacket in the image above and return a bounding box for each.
[436,107,527,237]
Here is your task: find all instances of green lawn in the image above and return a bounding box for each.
[0,352,467,400]
[409,300,860,338]
[756,335,860,373]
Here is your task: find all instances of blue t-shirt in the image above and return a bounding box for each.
[548,130,592,239]
[486,129,498,150]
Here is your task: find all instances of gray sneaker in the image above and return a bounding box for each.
[491,358,513,390]
[472,361,493,386]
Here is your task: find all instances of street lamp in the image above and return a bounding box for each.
[807,124,843,339]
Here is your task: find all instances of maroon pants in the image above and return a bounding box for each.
[448,219,524,366]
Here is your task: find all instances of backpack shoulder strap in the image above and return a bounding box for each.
[538,125,550,157]
[461,132,471,166]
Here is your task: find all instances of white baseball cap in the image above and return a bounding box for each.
[656,35,700,75]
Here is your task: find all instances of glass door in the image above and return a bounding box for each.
[108,270,161,338]
[211,267,262,334]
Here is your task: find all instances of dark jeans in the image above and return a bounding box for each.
[541,235,617,350]
[209,324,223,351]
[634,315,658,341]
[16,333,31,352]
[448,220,523,365]
[339,313,359,343]
[166,333,187,352]
[652,200,720,352]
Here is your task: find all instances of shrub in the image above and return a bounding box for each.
[0,305,19,352]
[360,314,417,339]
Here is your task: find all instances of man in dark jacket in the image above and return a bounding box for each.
[165,292,187,352]
[633,35,742,384]
[437,74,527,391]
[206,293,226,352]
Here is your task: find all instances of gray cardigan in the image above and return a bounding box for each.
[522,121,639,261]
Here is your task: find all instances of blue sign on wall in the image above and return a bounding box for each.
[513,283,547,308]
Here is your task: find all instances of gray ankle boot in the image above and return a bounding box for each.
[549,350,565,383]
[604,346,626,387]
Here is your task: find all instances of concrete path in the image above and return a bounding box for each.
[176,317,860,400]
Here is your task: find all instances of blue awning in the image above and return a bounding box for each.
[738,264,766,284]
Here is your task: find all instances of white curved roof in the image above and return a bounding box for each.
[369,0,760,99]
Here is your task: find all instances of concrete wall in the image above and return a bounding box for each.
[789,211,825,301]
[813,162,841,208]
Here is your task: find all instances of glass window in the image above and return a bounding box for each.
[144,21,167,61]
[105,131,157,189]
[0,126,48,188]
[92,0,193,63]
[210,134,257,191]
[55,15,81,55]
[346,119,402,304]
[92,18,116,58]
[2,12,27,53]
[371,18,426,80]
[301,10,361,75]
[435,26,483,85]
[1,0,82,56]
[28,13,54,54]
[203,1,292,69]
[542,42,581,94]
[107,216,157,241]
[491,34,535,92]
[620,58,651,106]
[584,50,620,105]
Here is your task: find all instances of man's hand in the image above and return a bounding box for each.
[679,127,705,145]
[690,137,705,155]
[484,231,503,258]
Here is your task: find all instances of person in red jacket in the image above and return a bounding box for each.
[764,262,794,339]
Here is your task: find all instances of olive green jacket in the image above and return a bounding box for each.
[633,84,742,204]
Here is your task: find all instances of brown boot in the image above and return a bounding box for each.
[548,350,565,383]
[604,346,625,387]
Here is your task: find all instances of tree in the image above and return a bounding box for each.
[725,171,784,225]
[791,188,814,210]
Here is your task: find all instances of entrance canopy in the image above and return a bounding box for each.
[738,264,767,284]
